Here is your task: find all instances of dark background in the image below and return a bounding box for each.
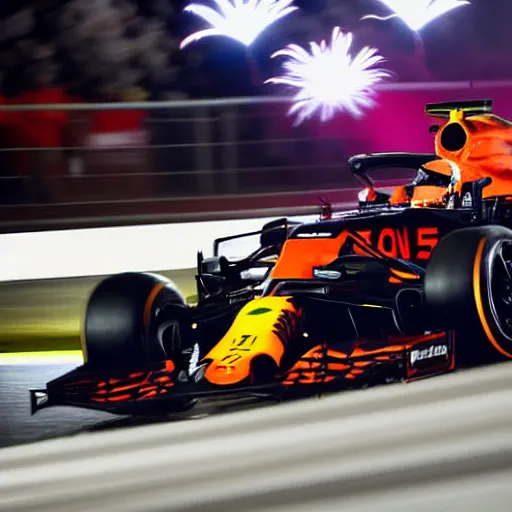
[0,0,510,210]
[0,0,511,101]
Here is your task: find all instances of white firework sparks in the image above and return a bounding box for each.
[180,0,298,49]
[361,0,471,32]
[265,27,391,125]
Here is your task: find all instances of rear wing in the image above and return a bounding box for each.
[425,99,492,120]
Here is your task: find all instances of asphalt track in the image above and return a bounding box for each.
[0,358,271,449]
[1,361,512,511]
[0,361,110,447]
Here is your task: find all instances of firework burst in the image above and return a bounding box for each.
[265,27,391,125]
[361,0,471,32]
[180,0,298,49]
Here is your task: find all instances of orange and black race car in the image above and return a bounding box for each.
[31,100,512,417]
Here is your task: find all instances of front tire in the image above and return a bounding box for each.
[424,225,512,363]
[82,272,189,368]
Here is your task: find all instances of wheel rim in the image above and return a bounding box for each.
[488,240,512,342]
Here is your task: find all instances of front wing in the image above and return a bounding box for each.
[30,331,455,416]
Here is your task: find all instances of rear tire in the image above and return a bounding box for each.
[424,225,512,364]
[82,272,189,368]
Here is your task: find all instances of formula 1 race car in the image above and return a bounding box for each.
[31,99,512,417]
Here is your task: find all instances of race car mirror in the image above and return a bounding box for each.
[200,256,226,275]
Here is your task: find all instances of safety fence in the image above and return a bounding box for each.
[1,80,512,232]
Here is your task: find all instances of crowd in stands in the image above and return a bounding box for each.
[1,0,511,101]
[0,0,511,205]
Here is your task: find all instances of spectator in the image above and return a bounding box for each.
[9,66,71,202]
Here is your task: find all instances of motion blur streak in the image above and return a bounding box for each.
[0,351,83,366]
[0,214,318,282]
[1,362,512,511]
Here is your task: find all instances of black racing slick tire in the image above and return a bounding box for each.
[82,272,189,368]
[424,225,512,363]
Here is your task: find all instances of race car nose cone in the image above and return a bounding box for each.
[201,296,301,386]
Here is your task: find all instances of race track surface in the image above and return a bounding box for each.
[0,358,273,449]
[0,362,110,448]
[1,361,512,511]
